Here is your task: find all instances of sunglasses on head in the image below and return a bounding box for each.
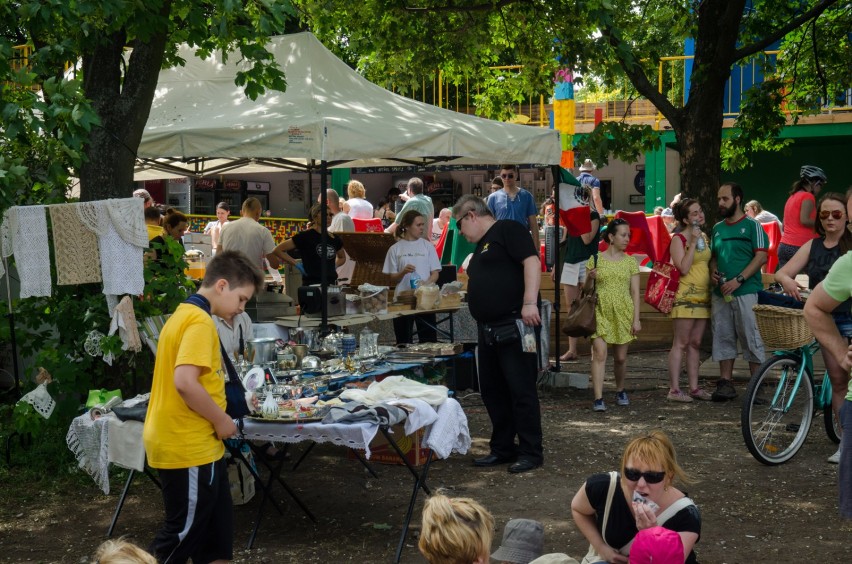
[623,468,666,484]
[500,173,515,179]
[610,218,628,227]
[819,210,844,220]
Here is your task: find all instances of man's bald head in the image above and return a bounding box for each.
[241,197,262,219]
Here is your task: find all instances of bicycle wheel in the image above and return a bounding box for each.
[819,372,842,444]
[742,354,814,465]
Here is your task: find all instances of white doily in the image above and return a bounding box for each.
[84,330,105,357]
[75,200,108,236]
[0,207,14,259]
[98,218,145,297]
[19,383,56,419]
[106,198,148,248]
[12,206,52,298]
[67,415,111,494]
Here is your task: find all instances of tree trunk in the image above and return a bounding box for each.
[78,31,169,202]
[676,101,725,222]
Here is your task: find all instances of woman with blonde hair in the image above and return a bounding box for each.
[744,200,781,227]
[571,431,701,564]
[419,494,495,564]
[345,179,374,219]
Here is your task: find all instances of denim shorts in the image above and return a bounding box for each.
[832,312,852,338]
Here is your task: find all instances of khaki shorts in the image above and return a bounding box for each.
[711,292,765,364]
[560,261,587,286]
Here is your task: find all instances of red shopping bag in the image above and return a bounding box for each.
[644,261,680,314]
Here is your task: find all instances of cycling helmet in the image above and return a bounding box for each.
[800,165,827,183]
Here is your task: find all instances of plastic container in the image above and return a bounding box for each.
[361,287,389,314]
[415,284,441,310]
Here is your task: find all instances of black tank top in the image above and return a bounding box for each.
[808,238,852,313]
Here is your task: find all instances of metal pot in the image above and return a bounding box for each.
[245,337,278,365]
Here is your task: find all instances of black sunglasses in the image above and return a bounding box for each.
[624,468,666,484]
[610,218,629,227]
[500,173,515,179]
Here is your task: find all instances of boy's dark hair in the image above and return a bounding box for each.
[144,206,162,222]
[201,250,264,293]
[500,164,517,172]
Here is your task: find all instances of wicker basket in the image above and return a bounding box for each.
[752,304,813,351]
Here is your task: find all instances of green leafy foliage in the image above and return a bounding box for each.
[3,235,191,442]
[575,122,662,169]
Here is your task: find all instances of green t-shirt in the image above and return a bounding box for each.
[819,250,852,400]
[711,215,767,296]
[564,211,601,265]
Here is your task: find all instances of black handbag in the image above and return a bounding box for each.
[483,319,520,347]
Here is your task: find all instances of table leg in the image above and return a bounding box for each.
[291,441,316,471]
[379,427,431,494]
[107,470,136,537]
[394,453,434,564]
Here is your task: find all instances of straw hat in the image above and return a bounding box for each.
[578,159,596,172]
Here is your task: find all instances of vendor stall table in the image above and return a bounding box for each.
[67,393,469,564]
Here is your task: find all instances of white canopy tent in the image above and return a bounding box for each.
[135,32,560,176]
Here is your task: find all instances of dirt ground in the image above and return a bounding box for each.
[1,349,850,563]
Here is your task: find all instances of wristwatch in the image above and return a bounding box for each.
[735,274,745,284]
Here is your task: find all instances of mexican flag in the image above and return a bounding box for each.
[555,167,592,236]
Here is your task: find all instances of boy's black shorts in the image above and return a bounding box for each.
[150,456,233,563]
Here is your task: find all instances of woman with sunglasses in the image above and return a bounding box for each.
[571,431,700,564]
[587,219,641,412]
[774,192,852,464]
[777,165,827,270]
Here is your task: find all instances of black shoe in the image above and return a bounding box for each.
[508,459,542,474]
[473,454,517,467]
[711,379,738,402]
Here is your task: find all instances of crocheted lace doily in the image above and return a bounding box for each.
[99,218,145,297]
[13,206,52,298]
[75,200,108,236]
[48,204,102,285]
[106,198,148,248]
[0,208,13,280]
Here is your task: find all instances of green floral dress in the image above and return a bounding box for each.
[586,253,640,345]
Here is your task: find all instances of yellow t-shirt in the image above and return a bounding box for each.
[143,303,226,469]
[146,224,164,241]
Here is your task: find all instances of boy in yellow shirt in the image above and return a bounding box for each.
[144,250,264,563]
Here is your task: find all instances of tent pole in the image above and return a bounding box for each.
[550,166,562,373]
[2,256,20,395]
[318,160,329,334]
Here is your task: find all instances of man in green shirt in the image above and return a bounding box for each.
[709,182,768,401]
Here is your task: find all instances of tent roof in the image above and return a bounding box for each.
[136,32,560,177]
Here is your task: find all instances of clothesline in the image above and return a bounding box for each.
[0,197,147,300]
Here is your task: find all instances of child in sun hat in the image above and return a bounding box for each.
[491,518,545,564]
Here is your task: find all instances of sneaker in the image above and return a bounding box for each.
[616,390,629,406]
[689,388,713,401]
[593,398,607,412]
[711,379,737,402]
[667,389,693,403]
[828,447,841,464]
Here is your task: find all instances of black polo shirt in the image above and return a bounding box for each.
[467,220,538,323]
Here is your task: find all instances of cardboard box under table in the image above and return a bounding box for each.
[347,423,435,466]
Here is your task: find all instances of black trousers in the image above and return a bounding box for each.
[476,325,543,464]
[392,313,438,344]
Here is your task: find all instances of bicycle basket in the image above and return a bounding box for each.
[752,304,813,351]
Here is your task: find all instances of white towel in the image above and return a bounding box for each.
[339,376,449,407]
[388,398,439,436]
[422,398,470,459]
[107,417,145,472]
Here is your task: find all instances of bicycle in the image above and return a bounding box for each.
[741,338,841,465]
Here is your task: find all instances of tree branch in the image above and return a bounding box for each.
[403,0,525,13]
[734,0,841,61]
[598,26,682,129]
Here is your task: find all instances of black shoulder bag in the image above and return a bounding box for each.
[185,294,250,419]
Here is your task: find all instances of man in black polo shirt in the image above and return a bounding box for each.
[452,195,543,474]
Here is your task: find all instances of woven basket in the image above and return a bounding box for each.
[752,304,813,351]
